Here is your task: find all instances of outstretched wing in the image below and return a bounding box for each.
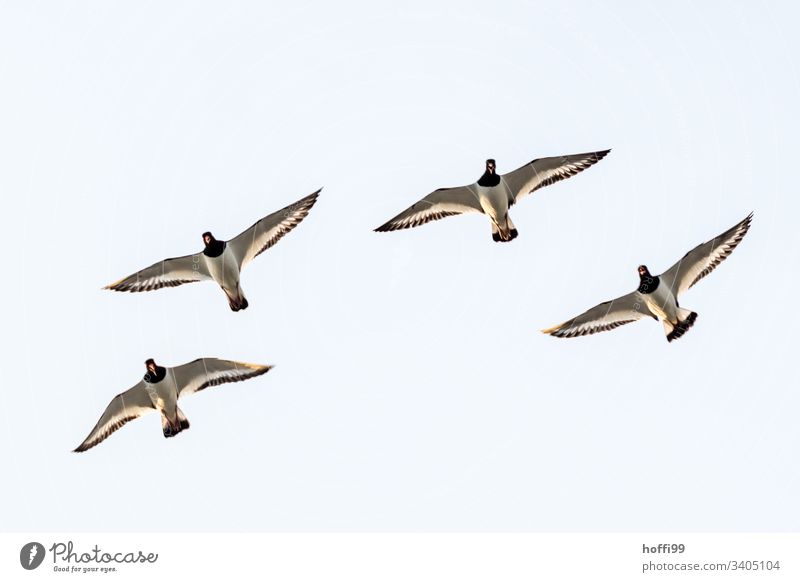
[502,149,610,204]
[104,253,211,293]
[660,212,753,296]
[374,185,483,232]
[228,189,321,269]
[73,383,156,452]
[172,358,273,398]
[542,291,653,338]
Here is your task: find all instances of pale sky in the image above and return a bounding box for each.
[1,0,798,531]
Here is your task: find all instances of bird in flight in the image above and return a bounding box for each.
[104,189,320,311]
[542,212,753,342]
[73,357,273,452]
[374,150,609,242]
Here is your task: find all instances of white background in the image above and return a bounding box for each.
[1,0,798,532]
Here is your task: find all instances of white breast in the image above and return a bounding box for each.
[477,184,510,220]
[644,283,678,324]
[143,381,163,410]
[205,245,240,290]
[144,373,178,411]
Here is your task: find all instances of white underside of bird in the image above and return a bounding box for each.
[640,280,696,338]
[476,182,517,241]
[203,244,247,310]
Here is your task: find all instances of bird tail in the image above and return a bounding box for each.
[491,216,518,243]
[225,285,249,312]
[664,309,698,342]
[162,408,191,438]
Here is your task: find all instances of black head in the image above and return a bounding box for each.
[636,264,660,294]
[202,231,214,246]
[485,159,496,174]
[145,358,157,374]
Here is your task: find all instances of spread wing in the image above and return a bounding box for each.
[228,189,320,269]
[502,149,610,204]
[660,212,753,296]
[172,358,273,398]
[542,291,653,338]
[73,383,157,452]
[374,185,483,232]
[104,253,211,293]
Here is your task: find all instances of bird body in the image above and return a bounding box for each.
[140,365,183,435]
[641,279,674,323]
[202,242,248,310]
[637,271,697,340]
[476,180,517,241]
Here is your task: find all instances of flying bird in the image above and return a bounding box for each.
[73,358,272,452]
[105,189,320,310]
[542,212,753,342]
[374,150,610,242]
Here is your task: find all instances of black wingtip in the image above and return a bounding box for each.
[304,189,322,204]
[730,211,754,243]
[292,189,322,208]
[741,211,754,231]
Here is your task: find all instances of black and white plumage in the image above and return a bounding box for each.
[374,150,610,242]
[104,189,320,311]
[73,358,272,452]
[542,212,753,342]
